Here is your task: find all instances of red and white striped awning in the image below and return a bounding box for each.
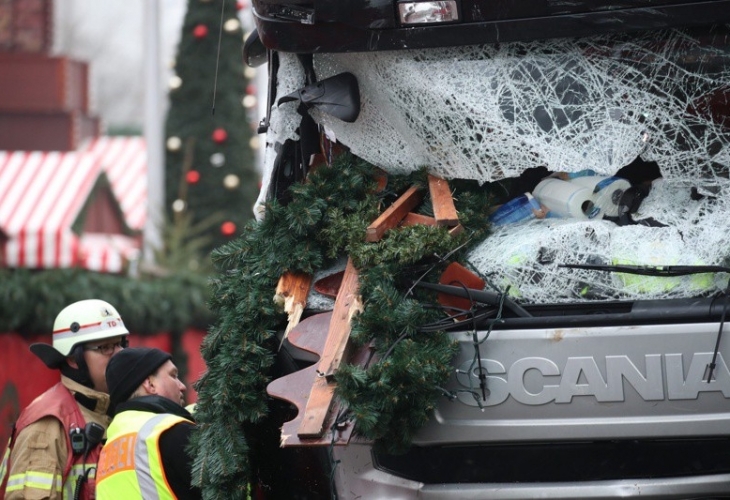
[0,136,147,272]
[79,233,141,273]
[94,136,147,232]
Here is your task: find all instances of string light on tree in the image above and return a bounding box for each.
[186,170,201,184]
[166,136,182,152]
[165,0,258,256]
[210,152,226,167]
[224,18,241,33]
[193,24,209,39]
[212,128,228,144]
[169,75,183,90]
[223,174,240,190]
[221,221,237,236]
[171,199,186,212]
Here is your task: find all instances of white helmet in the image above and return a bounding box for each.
[31,299,130,368]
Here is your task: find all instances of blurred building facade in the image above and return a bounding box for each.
[0,0,145,273]
[0,0,101,150]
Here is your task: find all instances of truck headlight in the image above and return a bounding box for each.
[398,1,459,25]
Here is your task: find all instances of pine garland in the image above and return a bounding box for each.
[0,268,212,335]
[190,153,496,498]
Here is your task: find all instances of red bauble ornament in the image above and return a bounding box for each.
[193,24,209,39]
[186,170,201,184]
[221,221,236,236]
[236,1,247,11]
[212,128,228,144]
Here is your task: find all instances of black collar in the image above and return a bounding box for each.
[74,392,99,412]
[114,395,194,421]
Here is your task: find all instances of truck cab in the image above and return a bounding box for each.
[246,1,730,498]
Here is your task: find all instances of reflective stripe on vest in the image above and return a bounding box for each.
[5,471,62,494]
[5,461,96,499]
[97,411,189,500]
[0,438,10,489]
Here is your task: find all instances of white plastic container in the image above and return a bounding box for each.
[533,178,602,220]
[569,175,631,217]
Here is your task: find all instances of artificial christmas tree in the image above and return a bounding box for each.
[165,0,258,255]
[188,150,500,498]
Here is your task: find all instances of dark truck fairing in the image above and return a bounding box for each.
[251,0,730,52]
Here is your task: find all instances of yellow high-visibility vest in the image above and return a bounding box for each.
[96,410,190,500]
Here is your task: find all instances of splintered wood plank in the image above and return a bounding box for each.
[428,174,459,227]
[274,272,313,344]
[365,185,423,242]
[267,313,351,446]
[400,212,437,227]
[267,312,372,447]
[297,377,337,440]
[317,259,361,377]
[298,258,361,439]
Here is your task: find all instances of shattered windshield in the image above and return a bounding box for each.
[265,25,730,303]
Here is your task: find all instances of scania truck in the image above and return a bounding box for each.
[244,1,730,498]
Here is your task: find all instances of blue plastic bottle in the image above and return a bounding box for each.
[489,193,543,225]
[566,169,597,179]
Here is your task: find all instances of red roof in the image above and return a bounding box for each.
[0,136,147,272]
[95,136,147,231]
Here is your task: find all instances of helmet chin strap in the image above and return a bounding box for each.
[60,345,93,389]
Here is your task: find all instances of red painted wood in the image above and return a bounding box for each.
[181,329,206,404]
[0,332,59,447]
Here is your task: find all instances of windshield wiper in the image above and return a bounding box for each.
[560,263,730,277]
[562,262,730,384]
[413,281,532,317]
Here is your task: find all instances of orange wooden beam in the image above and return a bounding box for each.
[428,174,459,227]
[400,212,437,227]
[297,258,362,439]
[365,185,423,242]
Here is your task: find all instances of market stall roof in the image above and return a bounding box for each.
[0,136,147,272]
[94,136,147,232]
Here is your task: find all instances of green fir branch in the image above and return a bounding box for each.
[192,151,499,496]
[0,268,212,335]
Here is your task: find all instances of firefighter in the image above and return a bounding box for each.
[1,299,129,500]
[96,347,200,500]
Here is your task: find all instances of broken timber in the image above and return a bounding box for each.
[297,258,362,439]
[366,185,423,242]
[400,212,437,227]
[274,271,313,347]
[367,175,460,242]
[428,174,460,227]
[268,173,466,447]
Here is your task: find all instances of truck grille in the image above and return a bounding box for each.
[374,438,730,483]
